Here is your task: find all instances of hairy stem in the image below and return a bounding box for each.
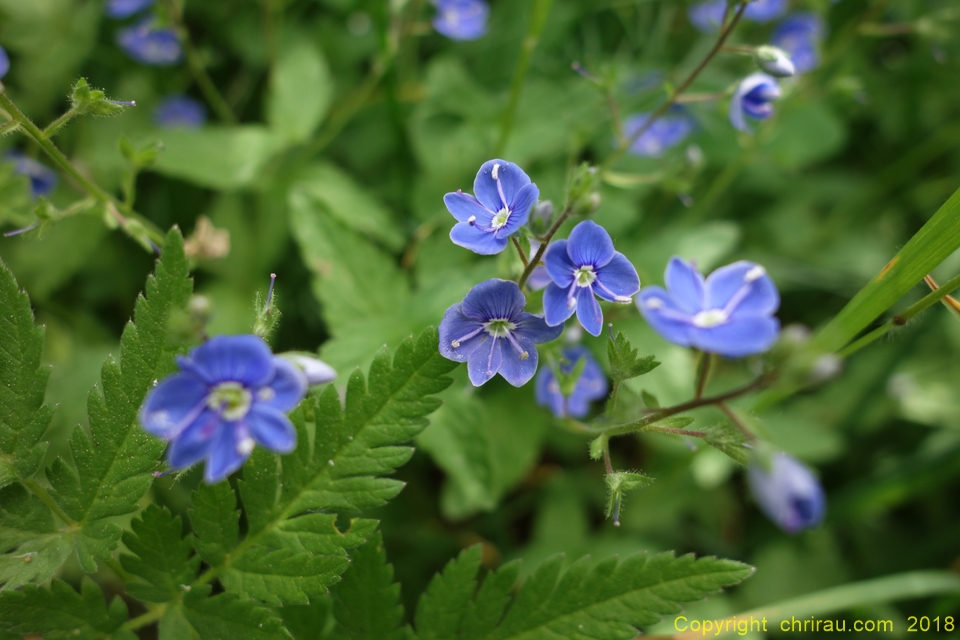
[22,477,76,527]
[517,204,572,288]
[718,401,756,442]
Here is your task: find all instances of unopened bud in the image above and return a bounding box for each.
[285,354,337,386]
[755,46,795,78]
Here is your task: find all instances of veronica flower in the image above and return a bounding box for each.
[117,19,182,65]
[154,95,207,128]
[0,45,9,79]
[729,73,781,132]
[444,159,539,255]
[772,13,826,74]
[5,151,58,198]
[623,111,695,158]
[439,279,562,387]
[748,452,826,533]
[105,0,155,19]
[433,0,489,41]
[526,240,553,291]
[542,221,640,337]
[637,257,780,357]
[688,0,787,32]
[140,335,311,482]
[535,346,608,418]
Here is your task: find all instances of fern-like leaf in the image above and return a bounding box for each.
[330,532,405,640]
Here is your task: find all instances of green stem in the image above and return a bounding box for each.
[718,401,756,442]
[517,204,572,288]
[694,352,712,399]
[105,556,134,582]
[511,236,529,267]
[838,270,960,358]
[495,0,554,156]
[22,477,76,527]
[41,108,78,139]
[120,604,168,632]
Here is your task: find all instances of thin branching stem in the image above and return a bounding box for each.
[517,205,572,288]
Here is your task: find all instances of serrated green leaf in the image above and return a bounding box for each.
[607,331,660,383]
[331,532,405,640]
[0,577,136,640]
[0,484,72,590]
[701,422,751,466]
[120,505,199,603]
[413,548,753,640]
[190,328,457,605]
[173,586,291,640]
[266,36,333,143]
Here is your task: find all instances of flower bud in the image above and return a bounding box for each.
[747,452,825,533]
[566,163,602,217]
[285,354,337,386]
[754,45,795,78]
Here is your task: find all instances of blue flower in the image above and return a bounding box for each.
[154,95,207,128]
[535,346,608,418]
[772,13,825,74]
[637,257,780,357]
[5,151,58,199]
[542,221,641,337]
[439,279,562,387]
[444,159,539,255]
[434,0,489,41]
[140,335,309,483]
[689,0,787,32]
[106,0,155,19]
[526,240,553,291]
[748,452,825,533]
[117,19,182,65]
[744,0,789,22]
[0,45,9,79]
[729,73,781,132]
[623,111,695,158]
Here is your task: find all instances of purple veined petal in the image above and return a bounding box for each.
[566,220,616,268]
[704,261,780,316]
[535,368,566,417]
[729,73,778,132]
[499,182,539,236]
[575,286,604,337]
[444,191,495,224]
[473,159,532,212]
[637,286,694,347]
[743,0,788,23]
[140,372,210,438]
[433,0,489,41]
[204,421,248,483]
[460,279,526,322]
[154,95,207,129]
[690,315,780,357]
[258,357,307,413]
[0,45,9,80]
[450,221,509,255]
[514,311,564,344]
[438,305,486,361]
[466,335,502,386]
[664,256,706,314]
[594,252,641,302]
[498,334,539,387]
[106,0,156,19]
[245,404,297,453]
[542,282,576,327]
[544,239,577,288]
[166,410,222,469]
[179,335,275,387]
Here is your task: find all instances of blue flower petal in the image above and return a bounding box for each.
[460,279,526,322]
[498,334,539,387]
[444,191,494,224]
[665,256,706,314]
[246,405,297,453]
[500,182,539,236]
[748,453,825,533]
[438,305,486,362]
[526,266,553,291]
[140,372,209,438]
[729,73,779,132]
[179,335,274,387]
[434,0,489,40]
[514,312,564,344]
[106,0,155,19]
[259,357,307,413]
[466,336,502,386]
[204,422,248,483]
[154,95,207,129]
[704,260,779,316]
[0,46,9,80]
[690,315,780,357]
[594,253,641,302]
[743,0,787,22]
[167,410,221,469]
[575,286,604,336]
[542,282,575,327]
[474,159,531,212]
[544,239,576,288]
[117,20,183,65]
[637,286,694,347]
[566,220,616,268]
[535,368,566,416]
[450,221,508,255]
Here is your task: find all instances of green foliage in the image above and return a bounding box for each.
[0,484,71,589]
[413,546,753,640]
[267,36,333,144]
[701,422,751,466]
[120,506,199,604]
[69,78,131,118]
[605,471,655,520]
[150,127,284,190]
[606,331,660,383]
[330,532,405,640]
[189,327,457,605]
[161,588,290,640]
[0,578,136,640]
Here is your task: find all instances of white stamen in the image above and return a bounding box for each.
[745,265,766,282]
[567,297,577,309]
[645,298,664,310]
[467,215,476,225]
[237,437,255,456]
[492,163,501,180]
[614,295,632,304]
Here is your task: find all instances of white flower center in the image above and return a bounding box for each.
[574,266,597,287]
[207,382,253,421]
[483,318,516,338]
[491,207,510,229]
[692,309,729,328]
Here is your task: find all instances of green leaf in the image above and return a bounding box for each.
[266,36,333,143]
[331,532,405,640]
[69,77,131,118]
[166,587,291,640]
[0,257,54,484]
[0,577,135,640]
[413,547,753,640]
[607,331,660,383]
[701,422,750,466]
[0,484,72,590]
[120,505,199,603]
[189,328,457,605]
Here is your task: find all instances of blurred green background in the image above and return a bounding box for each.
[1,0,959,634]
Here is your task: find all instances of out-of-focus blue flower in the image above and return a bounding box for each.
[772,12,825,74]
[439,279,562,387]
[5,151,58,198]
[154,95,207,128]
[689,0,787,32]
[526,240,553,291]
[543,221,641,337]
[434,0,489,41]
[638,257,780,357]
[106,0,155,19]
[623,111,695,158]
[140,335,308,483]
[0,45,9,79]
[535,346,608,418]
[748,452,825,533]
[117,19,182,65]
[744,0,789,22]
[444,159,539,255]
[729,72,781,132]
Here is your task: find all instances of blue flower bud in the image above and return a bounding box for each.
[0,45,9,80]
[286,355,337,386]
[748,452,825,533]
[754,45,795,78]
[728,73,782,133]
[433,0,489,41]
